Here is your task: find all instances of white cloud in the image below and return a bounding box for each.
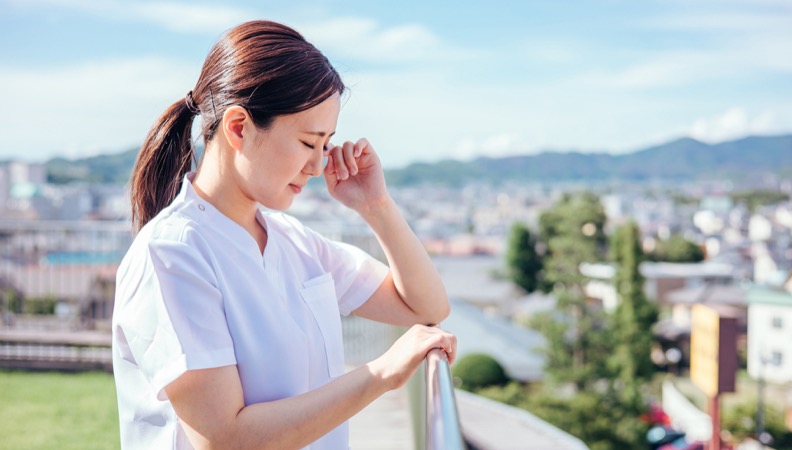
[7,0,461,65]
[0,57,200,160]
[643,12,791,33]
[590,9,792,90]
[583,36,791,90]
[453,133,529,160]
[5,0,257,34]
[689,107,782,143]
[127,2,255,34]
[299,17,463,65]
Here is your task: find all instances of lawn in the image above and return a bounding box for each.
[0,370,120,450]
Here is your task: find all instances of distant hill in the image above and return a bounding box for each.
[385,134,792,186]
[46,148,139,184]
[45,134,792,185]
[45,145,202,185]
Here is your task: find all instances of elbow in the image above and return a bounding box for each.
[429,295,451,325]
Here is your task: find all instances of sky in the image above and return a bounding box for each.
[0,0,790,168]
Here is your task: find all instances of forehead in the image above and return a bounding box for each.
[276,94,340,130]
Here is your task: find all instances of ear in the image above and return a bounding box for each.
[221,105,252,152]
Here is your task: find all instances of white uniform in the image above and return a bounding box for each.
[112,173,389,449]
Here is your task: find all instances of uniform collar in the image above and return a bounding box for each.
[178,172,278,269]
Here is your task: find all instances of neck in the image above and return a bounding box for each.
[192,142,265,251]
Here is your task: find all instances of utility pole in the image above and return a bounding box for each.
[757,354,765,442]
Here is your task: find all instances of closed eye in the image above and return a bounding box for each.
[303,141,333,153]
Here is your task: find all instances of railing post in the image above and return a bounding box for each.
[425,348,465,450]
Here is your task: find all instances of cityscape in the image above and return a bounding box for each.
[1,136,791,448]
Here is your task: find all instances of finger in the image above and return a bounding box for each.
[423,331,456,359]
[324,151,336,177]
[343,141,358,176]
[425,328,457,364]
[330,142,351,180]
[445,335,458,365]
[354,138,370,157]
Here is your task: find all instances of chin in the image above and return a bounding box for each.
[261,198,294,212]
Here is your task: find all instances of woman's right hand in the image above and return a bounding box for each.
[368,324,457,391]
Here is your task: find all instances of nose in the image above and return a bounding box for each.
[303,148,324,177]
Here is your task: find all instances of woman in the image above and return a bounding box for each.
[112,20,456,450]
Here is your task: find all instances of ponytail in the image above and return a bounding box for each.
[130,98,196,232]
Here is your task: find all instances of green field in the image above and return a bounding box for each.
[0,370,120,450]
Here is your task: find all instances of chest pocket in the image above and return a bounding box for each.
[300,273,345,378]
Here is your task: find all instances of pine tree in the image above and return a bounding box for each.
[505,222,543,293]
[532,193,609,391]
[608,221,658,406]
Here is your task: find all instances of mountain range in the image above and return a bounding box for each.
[44,134,792,186]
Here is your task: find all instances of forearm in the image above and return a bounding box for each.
[222,364,387,450]
[360,197,450,325]
[170,327,457,450]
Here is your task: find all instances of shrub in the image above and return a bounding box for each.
[452,353,508,391]
[24,296,57,315]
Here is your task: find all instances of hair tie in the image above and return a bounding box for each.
[184,91,200,115]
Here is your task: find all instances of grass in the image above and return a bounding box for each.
[0,370,120,450]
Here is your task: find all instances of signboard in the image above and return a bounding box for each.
[690,304,737,398]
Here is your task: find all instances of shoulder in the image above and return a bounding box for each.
[119,205,214,278]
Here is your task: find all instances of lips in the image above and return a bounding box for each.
[289,184,303,194]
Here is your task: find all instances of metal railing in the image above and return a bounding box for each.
[424,348,465,449]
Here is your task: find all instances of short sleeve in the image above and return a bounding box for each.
[307,230,390,316]
[115,239,236,400]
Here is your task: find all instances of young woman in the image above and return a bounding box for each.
[112,20,455,450]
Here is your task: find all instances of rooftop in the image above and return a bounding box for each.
[747,285,792,307]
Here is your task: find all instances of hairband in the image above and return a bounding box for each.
[185,89,219,122]
[184,91,200,115]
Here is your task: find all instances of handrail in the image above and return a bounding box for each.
[425,348,465,449]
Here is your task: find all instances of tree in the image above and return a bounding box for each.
[649,234,704,263]
[533,193,610,390]
[498,207,657,449]
[608,222,658,407]
[505,222,543,293]
[452,353,509,391]
[539,192,607,290]
[732,190,790,213]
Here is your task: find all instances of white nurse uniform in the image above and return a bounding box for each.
[112,173,389,449]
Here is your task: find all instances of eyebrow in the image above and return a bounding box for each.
[301,131,336,137]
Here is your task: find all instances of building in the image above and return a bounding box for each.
[747,285,792,384]
[579,261,738,312]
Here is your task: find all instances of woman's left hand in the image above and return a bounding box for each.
[324,138,390,213]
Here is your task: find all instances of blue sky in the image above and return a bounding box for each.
[1,0,790,168]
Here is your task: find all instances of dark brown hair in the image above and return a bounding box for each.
[130,20,345,231]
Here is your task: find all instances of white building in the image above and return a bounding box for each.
[579,261,736,313]
[747,286,792,384]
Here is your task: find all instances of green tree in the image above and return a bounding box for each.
[505,222,543,293]
[533,193,609,391]
[732,190,790,213]
[608,222,658,406]
[452,353,508,391]
[649,234,704,263]
[539,192,607,289]
[492,205,657,449]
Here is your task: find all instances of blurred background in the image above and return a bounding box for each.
[1,1,791,449]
